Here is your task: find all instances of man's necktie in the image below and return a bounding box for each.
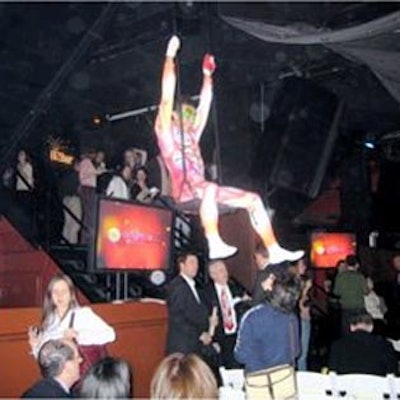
[220,286,234,332]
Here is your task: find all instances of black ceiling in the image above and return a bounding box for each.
[2,2,400,174]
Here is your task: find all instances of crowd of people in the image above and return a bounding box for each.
[325,254,400,375]
[162,248,400,395]
[21,270,219,399]
[5,33,400,399]
[21,248,400,398]
[1,145,169,246]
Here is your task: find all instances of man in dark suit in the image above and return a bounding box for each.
[203,259,251,368]
[22,338,82,398]
[251,244,272,305]
[166,251,218,356]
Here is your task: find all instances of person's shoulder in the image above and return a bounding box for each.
[242,303,265,323]
[22,378,69,398]
[203,282,216,293]
[372,333,396,348]
[21,380,42,398]
[168,275,185,290]
[170,275,183,284]
[75,306,94,317]
[334,272,345,284]
[330,335,348,352]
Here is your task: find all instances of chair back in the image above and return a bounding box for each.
[296,371,335,399]
[219,367,245,390]
[335,373,392,400]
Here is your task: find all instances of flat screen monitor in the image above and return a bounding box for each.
[311,232,356,268]
[95,198,173,270]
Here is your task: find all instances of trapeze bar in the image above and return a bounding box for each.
[105,94,200,122]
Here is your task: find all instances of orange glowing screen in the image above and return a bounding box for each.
[311,232,356,268]
[96,199,173,270]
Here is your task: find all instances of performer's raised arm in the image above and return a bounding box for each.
[155,36,180,138]
[193,54,216,141]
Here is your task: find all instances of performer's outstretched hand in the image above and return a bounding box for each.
[203,53,216,76]
[166,35,180,58]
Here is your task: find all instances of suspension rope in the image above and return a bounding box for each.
[172,5,196,200]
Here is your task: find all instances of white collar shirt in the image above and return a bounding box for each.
[181,273,201,304]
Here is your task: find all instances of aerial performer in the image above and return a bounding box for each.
[155,35,304,262]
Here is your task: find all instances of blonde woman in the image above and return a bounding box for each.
[151,353,218,399]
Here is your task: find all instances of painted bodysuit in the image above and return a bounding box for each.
[155,36,303,262]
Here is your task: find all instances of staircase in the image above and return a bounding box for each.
[0,167,201,306]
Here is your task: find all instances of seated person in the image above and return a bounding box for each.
[328,311,398,376]
[79,357,132,399]
[22,338,82,398]
[234,273,301,373]
[150,353,218,399]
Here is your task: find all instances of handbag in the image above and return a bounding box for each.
[244,316,298,400]
[69,311,109,378]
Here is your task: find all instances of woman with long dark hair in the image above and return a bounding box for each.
[234,273,301,373]
[131,167,158,204]
[28,273,116,376]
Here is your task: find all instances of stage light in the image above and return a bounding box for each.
[150,270,166,286]
[364,141,375,149]
[91,114,104,127]
[363,132,376,150]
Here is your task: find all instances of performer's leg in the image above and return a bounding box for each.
[199,183,237,259]
[217,186,304,264]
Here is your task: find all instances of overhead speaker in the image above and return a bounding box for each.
[267,78,342,198]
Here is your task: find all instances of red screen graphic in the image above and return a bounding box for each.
[311,232,356,268]
[96,199,173,270]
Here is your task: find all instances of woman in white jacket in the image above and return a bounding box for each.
[28,273,116,375]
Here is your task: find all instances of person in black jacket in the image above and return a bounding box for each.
[203,259,251,368]
[328,311,398,376]
[166,252,218,356]
[22,338,82,398]
[251,244,272,306]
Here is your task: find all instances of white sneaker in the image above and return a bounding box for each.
[208,241,238,260]
[268,245,304,264]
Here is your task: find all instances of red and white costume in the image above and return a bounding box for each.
[155,36,303,262]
